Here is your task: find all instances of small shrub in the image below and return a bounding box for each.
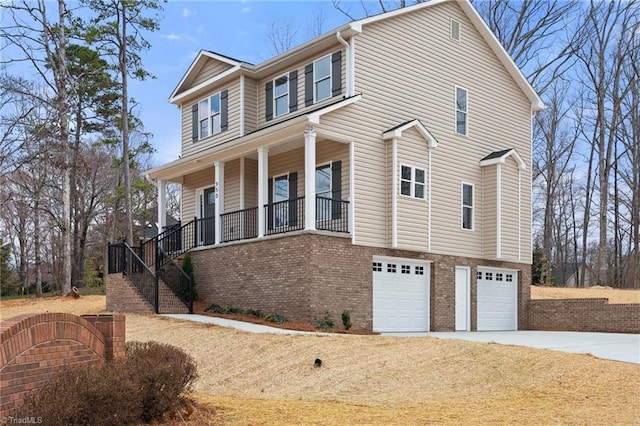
[315,312,335,330]
[205,303,226,314]
[125,341,199,422]
[264,312,288,324]
[226,306,244,315]
[245,308,264,318]
[180,252,198,301]
[341,309,352,330]
[21,360,142,426]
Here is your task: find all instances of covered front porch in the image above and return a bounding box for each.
[150,123,353,249]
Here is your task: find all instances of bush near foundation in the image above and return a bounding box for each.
[20,341,198,425]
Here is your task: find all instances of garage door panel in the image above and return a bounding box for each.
[477,268,517,331]
[372,258,430,333]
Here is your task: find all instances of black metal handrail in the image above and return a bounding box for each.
[264,196,305,235]
[316,197,350,233]
[123,241,158,313]
[221,207,258,242]
[157,248,193,314]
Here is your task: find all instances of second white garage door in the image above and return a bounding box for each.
[372,257,430,332]
[477,268,518,331]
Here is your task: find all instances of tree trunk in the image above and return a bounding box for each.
[120,1,134,245]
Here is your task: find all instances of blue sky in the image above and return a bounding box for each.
[134,1,353,166]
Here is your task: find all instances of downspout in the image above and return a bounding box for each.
[336,31,351,97]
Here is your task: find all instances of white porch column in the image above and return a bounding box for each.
[304,126,316,231]
[214,162,224,244]
[157,179,167,232]
[257,147,269,238]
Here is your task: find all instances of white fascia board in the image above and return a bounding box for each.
[382,119,438,148]
[169,65,241,104]
[307,94,362,124]
[480,149,526,170]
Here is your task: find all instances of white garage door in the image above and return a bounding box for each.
[477,268,518,331]
[373,257,430,332]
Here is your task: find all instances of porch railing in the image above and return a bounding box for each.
[221,207,258,242]
[157,249,194,314]
[316,197,350,233]
[265,196,305,235]
[122,241,158,313]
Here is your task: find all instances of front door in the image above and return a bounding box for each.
[200,187,215,245]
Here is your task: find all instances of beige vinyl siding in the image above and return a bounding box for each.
[181,80,242,158]
[385,140,392,248]
[244,78,258,134]
[483,166,497,258]
[500,157,520,260]
[244,159,258,207]
[182,167,214,221]
[320,1,531,261]
[191,59,234,88]
[396,128,430,250]
[224,159,241,213]
[256,47,346,129]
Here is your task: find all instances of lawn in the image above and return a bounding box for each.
[2,295,639,425]
[531,285,640,304]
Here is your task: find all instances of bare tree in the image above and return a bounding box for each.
[1,0,74,295]
[266,19,299,55]
[575,0,639,286]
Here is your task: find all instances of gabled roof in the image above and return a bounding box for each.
[169,0,543,111]
[480,148,526,170]
[382,119,438,148]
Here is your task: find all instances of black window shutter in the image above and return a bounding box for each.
[288,172,298,226]
[304,63,314,107]
[331,51,342,97]
[265,81,273,121]
[220,90,228,131]
[331,161,342,219]
[289,70,298,112]
[191,104,198,141]
[267,178,273,230]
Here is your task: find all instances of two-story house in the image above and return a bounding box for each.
[137,0,543,331]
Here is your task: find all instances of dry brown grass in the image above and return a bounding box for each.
[531,285,640,304]
[0,294,107,320]
[3,296,640,425]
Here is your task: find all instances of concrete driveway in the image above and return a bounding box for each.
[382,331,640,364]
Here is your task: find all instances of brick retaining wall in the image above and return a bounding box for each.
[528,298,640,333]
[0,313,125,416]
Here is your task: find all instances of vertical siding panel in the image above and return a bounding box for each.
[501,157,520,260]
[483,166,497,257]
[244,78,258,134]
[244,159,258,207]
[224,159,241,213]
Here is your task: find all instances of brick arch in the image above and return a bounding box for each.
[0,312,124,417]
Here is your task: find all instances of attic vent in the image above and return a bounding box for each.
[450,19,460,41]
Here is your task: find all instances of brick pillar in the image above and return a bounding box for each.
[81,314,126,360]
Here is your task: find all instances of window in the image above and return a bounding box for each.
[506,274,514,282]
[450,19,461,41]
[387,263,396,273]
[314,55,331,102]
[496,273,503,281]
[401,265,411,274]
[400,165,426,199]
[373,262,382,272]
[486,272,493,280]
[462,183,473,230]
[316,164,331,220]
[274,74,289,117]
[455,87,468,135]
[273,175,289,227]
[198,93,221,139]
[477,271,482,280]
[415,266,425,275]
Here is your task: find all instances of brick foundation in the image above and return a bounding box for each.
[528,299,640,333]
[191,232,530,331]
[0,313,125,416]
[106,273,190,314]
